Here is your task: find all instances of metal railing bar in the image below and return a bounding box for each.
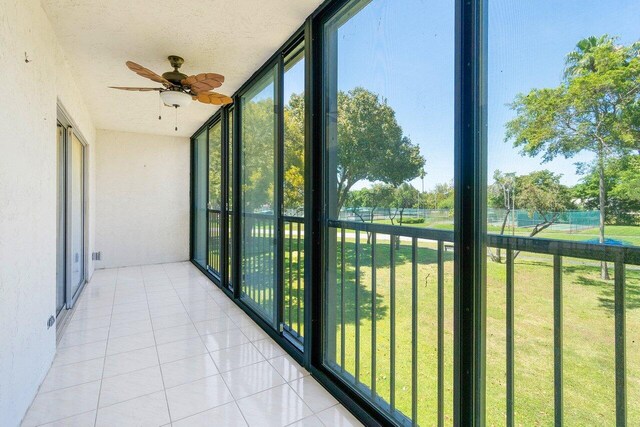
[553,255,563,427]
[411,237,418,425]
[371,232,377,399]
[506,248,515,427]
[437,240,445,427]
[296,220,302,335]
[341,227,346,371]
[390,233,396,413]
[288,221,293,328]
[355,229,361,384]
[327,219,640,265]
[615,258,627,427]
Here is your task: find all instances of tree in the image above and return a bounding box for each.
[516,170,573,238]
[573,155,640,225]
[283,87,425,214]
[242,98,277,211]
[345,184,395,243]
[284,93,305,213]
[334,88,425,211]
[488,170,517,262]
[505,35,640,278]
[390,183,420,226]
[488,170,517,235]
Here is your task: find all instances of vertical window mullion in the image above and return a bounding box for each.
[454,0,487,425]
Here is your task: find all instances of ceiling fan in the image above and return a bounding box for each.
[110,55,233,108]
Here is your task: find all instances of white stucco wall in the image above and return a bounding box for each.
[95,129,190,269]
[0,0,96,424]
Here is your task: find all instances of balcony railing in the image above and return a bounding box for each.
[206,208,638,425]
[284,215,304,343]
[208,210,305,342]
[326,219,638,426]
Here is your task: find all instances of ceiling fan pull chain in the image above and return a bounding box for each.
[158,93,162,120]
[174,106,178,132]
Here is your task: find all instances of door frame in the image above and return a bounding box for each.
[57,105,89,311]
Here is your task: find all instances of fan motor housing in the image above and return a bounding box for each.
[163,55,187,84]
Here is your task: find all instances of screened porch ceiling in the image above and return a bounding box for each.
[41,0,323,137]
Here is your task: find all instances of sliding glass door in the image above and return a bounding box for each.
[56,118,87,314]
[69,133,85,298]
[56,124,66,315]
[240,66,279,324]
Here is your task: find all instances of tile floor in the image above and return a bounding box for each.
[22,262,363,427]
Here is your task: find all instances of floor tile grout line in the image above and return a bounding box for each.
[145,264,174,424]
[32,408,97,427]
[165,267,257,425]
[92,268,119,427]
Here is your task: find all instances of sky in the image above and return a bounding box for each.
[305,0,640,192]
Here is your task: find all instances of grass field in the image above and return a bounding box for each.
[278,229,640,426]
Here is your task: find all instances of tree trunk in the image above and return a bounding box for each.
[489,208,510,263]
[598,154,610,280]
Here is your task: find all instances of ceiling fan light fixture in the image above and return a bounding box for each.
[160,90,192,108]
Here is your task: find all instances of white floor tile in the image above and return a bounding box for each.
[24,264,352,427]
[156,336,208,364]
[201,328,250,352]
[153,323,200,345]
[268,354,309,382]
[96,391,170,427]
[165,375,234,421]
[107,331,155,355]
[172,401,248,427]
[236,384,313,427]
[210,343,265,373]
[38,410,97,427]
[253,338,287,359]
[289,377,338,413]
[40,358,105,393]
[103,346,159,377]
[161,353,219,388]
[22,381,101,426]
[57,326,110,349]
[316,405,363,427]
[53,340,107,367]
[194,316,237,335]
[287,415,325,427]
[221,360,286,399]
[152,312,192,329]
[99,366,164,407]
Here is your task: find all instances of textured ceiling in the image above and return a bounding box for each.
[41,0,322,137]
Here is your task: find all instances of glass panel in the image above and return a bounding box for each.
[323,0,454,424]
[240,66,278,324]
[208,121,222,274]
[56,125,65,314]
[283,45,306,341]
[69,133,84,296]
[487,2,640,425]
[227,109,234,288]
[192,130,208,268]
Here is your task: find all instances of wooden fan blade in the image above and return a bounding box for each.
[195,91,233,105]
[125,61,172,86]
[109,86,163,91]
[182,73,225,93]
